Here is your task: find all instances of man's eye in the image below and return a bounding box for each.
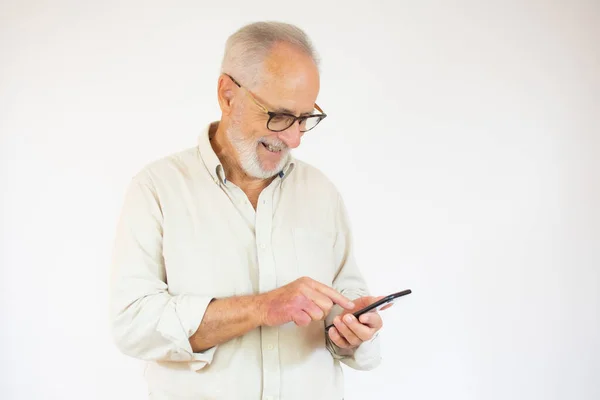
[271,115,290,123]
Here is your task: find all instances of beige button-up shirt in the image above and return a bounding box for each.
[109,122,381,400]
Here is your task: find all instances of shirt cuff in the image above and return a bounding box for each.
[341,333,382,370]
[156,294,217,371]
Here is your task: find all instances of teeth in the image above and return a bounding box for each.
[266,143,281,152]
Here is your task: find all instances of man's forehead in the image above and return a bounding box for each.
[256,59,320,115]
[263,41,317,74]
[257,86,317,117]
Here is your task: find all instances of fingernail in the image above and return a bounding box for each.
[345,314,354,323]
[348,301,355,308]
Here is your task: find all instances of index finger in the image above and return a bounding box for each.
[311,281,355,309]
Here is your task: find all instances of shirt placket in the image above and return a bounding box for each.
[256,183,281,400]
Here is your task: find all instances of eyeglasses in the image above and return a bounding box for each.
[224,73,327,133]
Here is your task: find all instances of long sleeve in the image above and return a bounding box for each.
[109,172,216,371]
[325,193,382,370]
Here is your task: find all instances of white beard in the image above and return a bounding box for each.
[226,123,290,179]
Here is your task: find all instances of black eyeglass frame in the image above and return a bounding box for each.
[224,73,327,133]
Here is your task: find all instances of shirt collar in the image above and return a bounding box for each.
[197,121,296,184]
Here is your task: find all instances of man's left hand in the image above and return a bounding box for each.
[327,296,386,349]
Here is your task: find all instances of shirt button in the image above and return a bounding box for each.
[260,244,266,249]
[266,344,274,350]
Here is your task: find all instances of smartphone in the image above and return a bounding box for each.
[325,289,412,331]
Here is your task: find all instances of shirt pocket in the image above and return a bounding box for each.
[292,227,336,286]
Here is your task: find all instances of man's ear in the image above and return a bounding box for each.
[217,75,235,115]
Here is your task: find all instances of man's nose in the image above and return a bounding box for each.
[277,122,303,149]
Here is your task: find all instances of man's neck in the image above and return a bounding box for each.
[210,122,274,196]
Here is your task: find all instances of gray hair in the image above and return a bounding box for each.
[220,21,319,89]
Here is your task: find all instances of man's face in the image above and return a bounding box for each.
[227,43,320,179]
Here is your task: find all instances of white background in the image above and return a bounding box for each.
[1,1,599,399]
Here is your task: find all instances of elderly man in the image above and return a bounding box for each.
[110,21,384,400]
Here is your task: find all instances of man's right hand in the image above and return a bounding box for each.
[257,277,355,327]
